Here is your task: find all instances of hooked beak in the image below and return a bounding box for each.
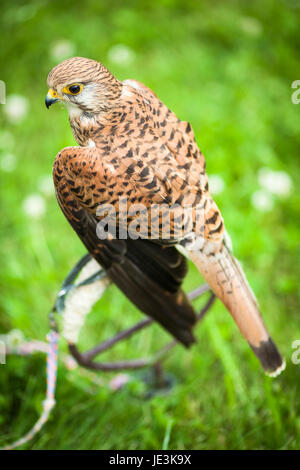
[45,89,59,109]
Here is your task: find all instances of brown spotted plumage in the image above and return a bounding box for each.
[46,57,284,375]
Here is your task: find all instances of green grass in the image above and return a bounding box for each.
[0,0,300,450]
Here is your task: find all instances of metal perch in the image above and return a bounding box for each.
[54,253,215,373]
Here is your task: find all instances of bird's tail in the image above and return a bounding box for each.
[187,241,285,376]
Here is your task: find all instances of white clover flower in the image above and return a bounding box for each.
[23,194,46,219]
[240,16,262,36]
[251,189,274,212]
[4,94,29,124]
[107,44,135,66]
[0,153,17,172]
[38,175,54,197]
[208,174,225,195]
[258,167,292,197]
[7,329,25,348]
[50,39,75,61]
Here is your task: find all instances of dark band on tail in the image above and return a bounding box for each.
[250,337,285,376]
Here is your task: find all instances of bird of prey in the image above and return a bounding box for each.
[46,56,284,376]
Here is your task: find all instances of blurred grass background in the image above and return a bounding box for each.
[0,0,300,450]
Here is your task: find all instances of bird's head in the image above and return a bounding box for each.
[46,57,122,117]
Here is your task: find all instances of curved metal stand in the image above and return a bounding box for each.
[53,254,215,374]
[68,291,215,372]
[54,254,215,373]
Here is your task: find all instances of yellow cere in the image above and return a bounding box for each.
[48,88,58,98]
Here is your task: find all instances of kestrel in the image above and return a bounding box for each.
[46,57,285,376]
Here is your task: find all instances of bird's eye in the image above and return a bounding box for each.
[64,84,83,95]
